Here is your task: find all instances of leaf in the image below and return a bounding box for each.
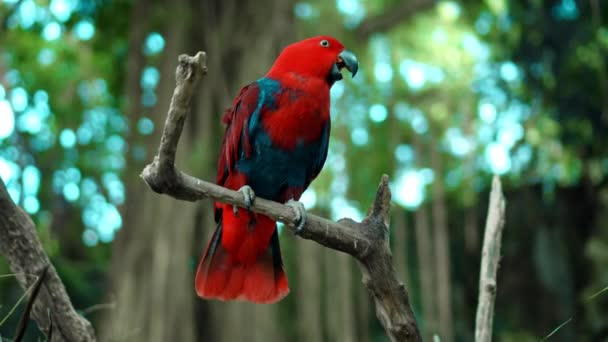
[540,284,608,340]
[0,284,34,327]
[585,285,608,302]
[540,317,572,341]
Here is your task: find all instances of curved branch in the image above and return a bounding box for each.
[141,52,421,342]
[0,180,96,341]
[355,0,437,39]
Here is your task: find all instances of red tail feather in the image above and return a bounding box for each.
[195,206,289,304]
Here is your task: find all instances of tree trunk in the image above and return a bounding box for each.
[430,142,453,342]
[324,248,356,341]
[355,272,371,342]
[296,238,324,342]
[464,205,479,254]
[393,209,410,293]
[102,0,295,340]
[337,251,355,341]
[101,0,197,340]
[412,135,437,339]
[414,204,436,339]
[462,104,478,254]
[389,101,410,289]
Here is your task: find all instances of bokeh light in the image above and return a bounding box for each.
[351,127,369,145]
[38,48,56,65]
[141,66,160,89]
[0,100,15,139]
[23,196,40,214]
[10,87,28,112]
[60,128,77,148]
[144,32,165,55]
[50,0,74,22]
[42,21,62,41]
[478,101,497,123]
[395,144,415,163]
[336,0,365,27]
[369,104,388,123]
[392,170,428,209]
[17,0,36,29]
[63,182,81,201]
[74,20,95,40]
[22,165,40,194]
[300,189,317,209]
[485,142,511,174]
[374,63,393,82]
[137,117,154,135]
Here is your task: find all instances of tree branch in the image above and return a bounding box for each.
[141,52,422,342]
[354,0,437,39]
[475,175,506,342]
[0,180,96,341]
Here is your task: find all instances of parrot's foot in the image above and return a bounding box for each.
[287,199,307,235]
[234,185,256,215]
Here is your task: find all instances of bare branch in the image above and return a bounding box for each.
[475,175,506,342]
[355,0,437,39]
[0,180,96,341]
[141,52,422,342]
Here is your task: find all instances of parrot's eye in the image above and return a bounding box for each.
[320,40,330,48]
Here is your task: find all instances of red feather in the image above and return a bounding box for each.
[197,36,349,304]
[261,75,330,151]
[196,204,288,304]
[217,85,260,184]
[198,82,290,304]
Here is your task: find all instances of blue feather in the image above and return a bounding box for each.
[235,77,330,201]
[248,78,280,135]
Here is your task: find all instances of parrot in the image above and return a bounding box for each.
[195,36,358,304]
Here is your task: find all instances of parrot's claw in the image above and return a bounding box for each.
[287,199,307,235]
[234,185,256,215]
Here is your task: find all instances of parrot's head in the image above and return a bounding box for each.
[268,36,358,86]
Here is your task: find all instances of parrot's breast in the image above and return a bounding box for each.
[235,129,326,200]
[261,76,330,151]
[235,76,331,201]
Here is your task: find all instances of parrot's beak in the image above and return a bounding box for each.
[336,50,358,78]
[328,49,359,84]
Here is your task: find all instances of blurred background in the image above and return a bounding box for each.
[1,0,607,341]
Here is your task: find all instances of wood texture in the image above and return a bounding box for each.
[0,180,96,341]
[475,175,506,342]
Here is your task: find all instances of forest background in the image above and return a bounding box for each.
[1,0,607,341]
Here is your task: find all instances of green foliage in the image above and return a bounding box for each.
[1,0,608,340]
[0,0,132,337]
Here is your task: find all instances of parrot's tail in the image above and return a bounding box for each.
[195,207,289,304]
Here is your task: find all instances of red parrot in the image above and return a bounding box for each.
[195,36,358,304]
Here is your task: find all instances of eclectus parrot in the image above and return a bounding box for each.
[195,36,358,304]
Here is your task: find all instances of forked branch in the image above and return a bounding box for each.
[140,52,421,341]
